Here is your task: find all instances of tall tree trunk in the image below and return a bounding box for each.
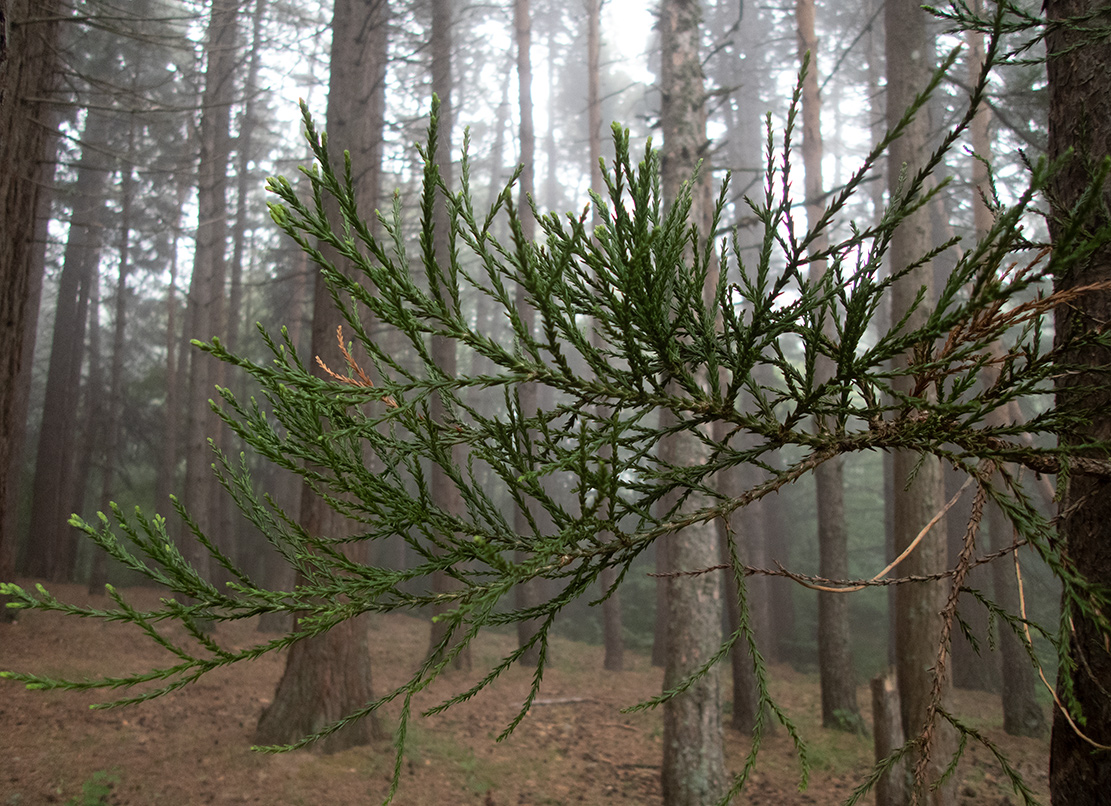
[512,0,544,668]
[797,0,860,732]
[224,0,267,580]
[89,121,137,593]
[583,0,624,673]
[985,460,1046,737]
[722,460,778,734]
[426,0,471,671]
[181,0,239,579]
[25,107,114,582]
[155,180,190,511]
[228,0,266,360]
[1046,1,1111,800]
[587,0,603,228]
[0,0,61,590]
[658,1,726,804]
[255,0,390,751]
[70,254,103,575]
[965,6,1046,729]
[1,51,58,600]
[884,2,956,801]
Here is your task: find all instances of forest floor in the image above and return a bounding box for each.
[1,582,1050,806]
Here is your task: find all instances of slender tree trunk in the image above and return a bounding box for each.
[884,2,957,802]
[89,121,137,593]
[228,0,265,359]
[985,465,1046,737]
[658,2,725,804]
[155,180,189,511]
[70,266,102,551]
[426,0,471,671]
[583,0,624,672]
[181,0,239,579]
[722,460,778,734]
[512,0,545,667]
[587,0,603,228]
[223,0,267,580]
[1,80,57,601]
[256,0,390,751]
[1046,1,1111,800]
[863,0,899,671]
[797,0,860,731]
[965,7,1046,725]
[486,69,512,213]
[718,466,759,734]
[25,107,114,582]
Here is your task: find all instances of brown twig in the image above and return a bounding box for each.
[315,325,399,409]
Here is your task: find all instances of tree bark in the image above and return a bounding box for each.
[966,6,1045,728]
[585,0,624,673]
[181,0,239,579]
[1046,1,1111,800]
[884,1,957,801]
[25,107,114,582]
[986,473,1046,737]
[1,0,59,595]
[426,0,471,671]
[155,179,189,512]
[89,120,137,593]
[797,0,860,732]
[512,0,544,668]
[872,672,908,806]
[257,0,390,751]
[658,2,726,804]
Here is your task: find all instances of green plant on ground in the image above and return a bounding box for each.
[65,769,120,806]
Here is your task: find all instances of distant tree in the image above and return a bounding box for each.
[585,0,625,674]
[87,117,138,593]
[181,0,240,580]
[512,0,546,668]
[25,105,116,583]
[425,0,472,671]
[796,0,861,734]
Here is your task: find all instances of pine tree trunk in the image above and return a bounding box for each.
[25,107,114,582]
[255,0,390,748]
[965,0,1043,737]
[658,2,726,804]
[512,0,545,668]
[871,672,908,806]
[181,0,238,580]
[884,1,957,801]
[985,475,1046,737]
[1,16,58,596]
[89,123,137,593]
[424,0,472,670]
[1046,1,1111,800]
[155,180,189,512]
[797,0,860,731]
[0,0,61,587]
[584,0,624,673]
